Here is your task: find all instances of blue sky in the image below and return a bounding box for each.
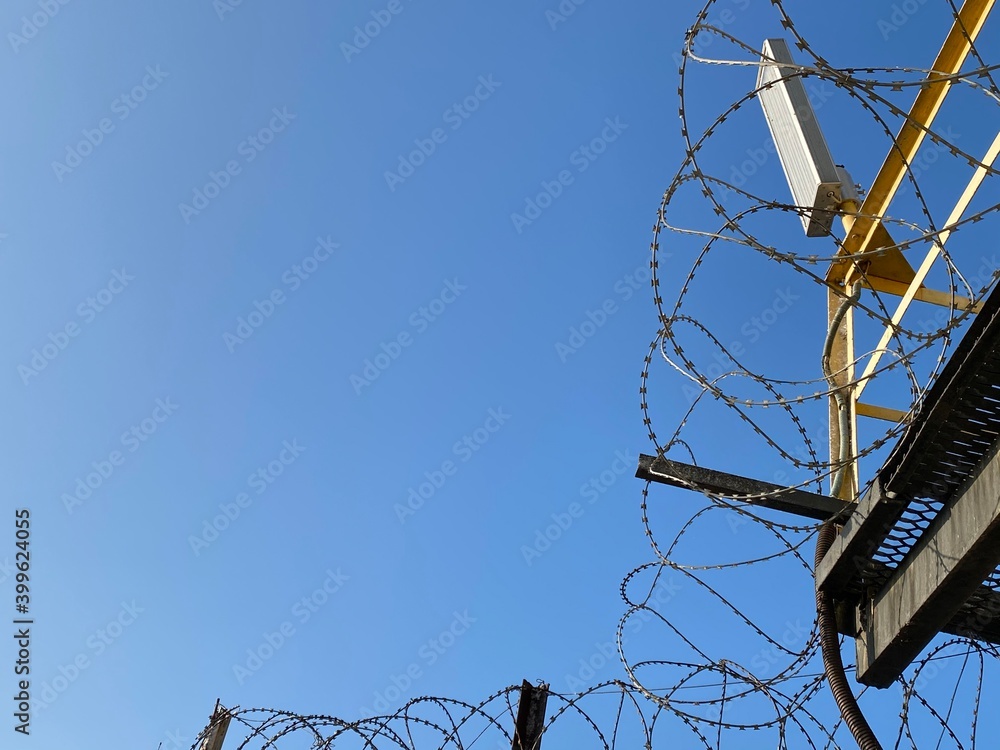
[3,0,999,748]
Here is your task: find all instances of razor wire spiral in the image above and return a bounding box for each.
[634,0,1000,747]
[192,3,1000,749]
[192,685,662,750]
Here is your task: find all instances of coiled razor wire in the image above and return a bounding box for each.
[635,0,1000,747]
[193,3,1000,749]
[192,686,660,750]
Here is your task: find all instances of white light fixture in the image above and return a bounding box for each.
[756,38,852,237]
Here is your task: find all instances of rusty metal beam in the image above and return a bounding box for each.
[512,681,548,750]
[637,454,854,521]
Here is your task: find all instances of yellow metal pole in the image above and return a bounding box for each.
[829,0,995,285]
[826,278,859,501]
[822,0,995,462]
[854,128,1000,400]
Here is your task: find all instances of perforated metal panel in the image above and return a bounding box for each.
[830,280,1000,645]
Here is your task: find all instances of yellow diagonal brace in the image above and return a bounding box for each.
[828,0,995,284]
[854,129,1000,400]
[856,402,910,424]
[863,275,981,312]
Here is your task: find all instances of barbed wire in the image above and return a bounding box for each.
[192,3,1000,749]
[637,0,1000,747]
[192,684,670,750]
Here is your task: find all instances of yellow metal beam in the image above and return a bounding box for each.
[828,0,996,284]
[854,128,1000,399]
[827,283,858,501]
[822,0,994,500]
[863,275,981,312]
[856,401,910,423]
[839,205,917,288]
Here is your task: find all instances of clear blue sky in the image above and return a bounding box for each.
[3,0,999,747]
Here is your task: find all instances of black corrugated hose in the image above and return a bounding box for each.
[816,522,882,750]
[818,284,882,750]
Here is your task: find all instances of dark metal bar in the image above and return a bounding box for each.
[636,454,854,522]
[857,445,1000,687]
[512,680,548,750]
[199,701,232,750]
[816,478,904,597]
[881,276,1000,499]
